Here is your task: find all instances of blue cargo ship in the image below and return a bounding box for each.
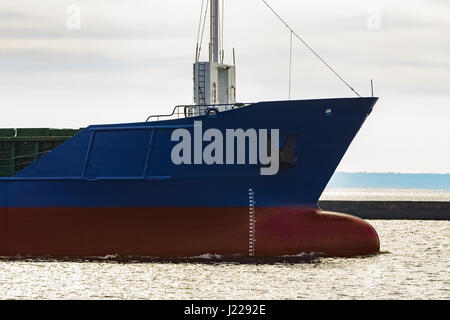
[0,1,379,258]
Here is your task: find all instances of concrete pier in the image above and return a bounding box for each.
[318,201,450,220]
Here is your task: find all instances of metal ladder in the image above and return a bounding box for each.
[197,63,206,105]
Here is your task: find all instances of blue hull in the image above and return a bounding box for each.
[2,98,377,208]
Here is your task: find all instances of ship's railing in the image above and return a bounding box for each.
[146,103,249,122]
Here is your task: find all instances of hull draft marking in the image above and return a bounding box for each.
[249,188,256,257]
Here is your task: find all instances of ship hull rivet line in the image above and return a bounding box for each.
[249,188,256,257]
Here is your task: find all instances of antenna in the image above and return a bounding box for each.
[233,48,236,66]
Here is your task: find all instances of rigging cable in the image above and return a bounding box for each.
[198,0,210,61]
[195,0,205,61]
[289,30,293,100]
[260,0,361,97]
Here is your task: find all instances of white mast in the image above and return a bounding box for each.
[210,0,219,63]
[194,0,236,108]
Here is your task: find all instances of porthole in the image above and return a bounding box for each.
[206,107,219,118]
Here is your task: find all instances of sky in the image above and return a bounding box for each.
[0,0,449,174]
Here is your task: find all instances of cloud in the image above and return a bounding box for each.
[0,0,449,173]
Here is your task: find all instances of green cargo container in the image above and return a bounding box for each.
[0,128,81,177]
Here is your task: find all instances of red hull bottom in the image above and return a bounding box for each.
[0,207,379,258]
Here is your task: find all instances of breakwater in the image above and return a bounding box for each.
[318,201,450,220]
